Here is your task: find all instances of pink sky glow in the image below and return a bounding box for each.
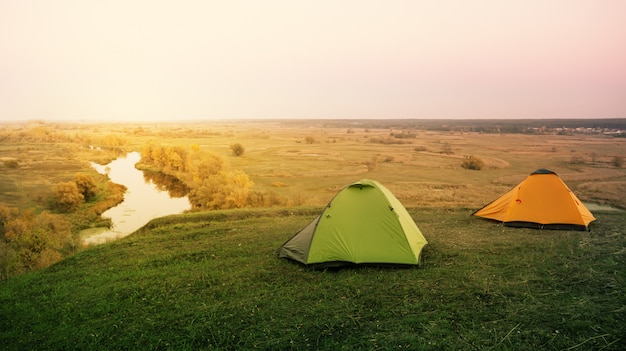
[1,0,625,121]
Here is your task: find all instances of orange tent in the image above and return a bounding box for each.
[473,169,595,230]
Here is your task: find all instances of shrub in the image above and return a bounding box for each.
[570,155,585,164]
[462,155,485,170]
[247,189,287,207]
[3,159,18,169]
[611,156,623,168]
[390,132,416,139]
[304,136,315,144]
[368,137,410,145]
[74,174,98,201]
[230,143,245,156]
[440,143,454,154]
[52,182,84,212]
[363,158,378,171]
[2,210,72,277]
[189,170,254,210]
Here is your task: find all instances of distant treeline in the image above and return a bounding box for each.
[274,118,626,135]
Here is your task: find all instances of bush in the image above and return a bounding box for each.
[188,170,254,210]
[247,189,287,207]
[74,174,98,201]
[3,159,18,169]
[611,156,623,168]
[462,155,485,170]
[230,143,245,156]
[304,136,315,144]
[52,182,84,212]
[440,143,454,154]
[1,210,72,277]
[363,157,378,171]
[390,132,416,139]
[368,138,410,145]
[570,155,585,164]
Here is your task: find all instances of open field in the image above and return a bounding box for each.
[0,143,90,209]
[1,208,624,350]
[123,120,626,209]
[2,120,626,211]
[1,120,625,349]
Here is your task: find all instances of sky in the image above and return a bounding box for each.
[1,0,625,122]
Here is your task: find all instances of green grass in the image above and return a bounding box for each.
[1,207,624,350]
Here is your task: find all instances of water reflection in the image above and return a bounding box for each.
[142,170,189,198]
[84,151,191,244]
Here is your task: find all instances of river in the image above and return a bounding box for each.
[83,151,191,244]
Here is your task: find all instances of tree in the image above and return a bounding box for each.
[172,146,189,171]
[222,170,253,208]
[3,210,72,275]
[166,147,186,171]
[230,143,245,156]
[150,145,166,168]
[189,170,253,210]
[52,181,84,212]
[189,152,226,180]
[0,202,15,229]
[74,174,98,201]
[141,142,156,164]
[0,240,18,280]
[101,134,127,147]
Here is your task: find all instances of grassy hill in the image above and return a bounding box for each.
[1,207,624,350]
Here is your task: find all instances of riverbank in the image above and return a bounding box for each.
[82,152,191,244]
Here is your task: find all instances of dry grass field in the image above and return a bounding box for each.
[2,120,625,212]
[0,142,88,209]
[119,120,626,210]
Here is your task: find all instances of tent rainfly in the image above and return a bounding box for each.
[277,179,428,268]
[473,169,595,230]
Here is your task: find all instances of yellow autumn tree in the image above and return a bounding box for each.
[139,142,254,211]
[3,210,72,275]
[52,181,84,212]
[74,174,98,201]
[188,170,253,210]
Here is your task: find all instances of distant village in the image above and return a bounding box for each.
[327,118,626,137]
[519,125,625,136]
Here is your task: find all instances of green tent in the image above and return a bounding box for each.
[278,179,428,267]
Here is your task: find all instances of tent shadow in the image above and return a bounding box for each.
[471,216,592,232]
[277,257,423,272]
